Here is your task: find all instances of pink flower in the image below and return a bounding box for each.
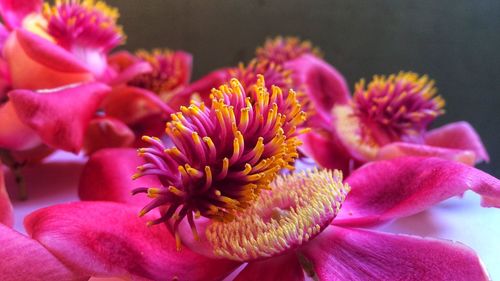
[83,49,193,154]
[11,153,497,280]
[300,71,489,172]
[6,78,495,280]
[0,0,124,153]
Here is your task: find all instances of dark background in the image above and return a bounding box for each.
[107,0,500,176]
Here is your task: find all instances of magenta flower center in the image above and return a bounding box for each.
[228,59,293,94]
[128,49,187,96]
[255,36,322,65]
[352,72,444,144]
[206,169,349,261]
[43,0,124,52]
[133,76,307,250]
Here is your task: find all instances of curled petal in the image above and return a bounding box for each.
[4,30,93,89]
[301,226,489,281]
[234,254,304,281]
[0,161,13,226]
[9,82,110,153]
[0,223,78,281]
[106,51,153,86]
[285,54,350,125]
[79,148,160,205]
[84,117,135,154]
[0,100,41,150]
[376,142,476,166]
[299,130,352,173]
[176,68,231,104]
[102,86,174,125]
[425,121,489,163]
[335,157,500,227]
[0,0,42,29]
[25,202,240,281]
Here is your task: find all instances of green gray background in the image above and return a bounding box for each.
[107,0,499,176]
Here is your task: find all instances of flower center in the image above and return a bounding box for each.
[42,0,124,52]
[228,59,293,94]
[133,76,307,250]
[128,49,190,99]
[206,169,349,261]
[255,36,322,65]
[352,72,444,144]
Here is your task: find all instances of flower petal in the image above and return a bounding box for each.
[425,121,489,163]
[0,0,42,29]
[8,82,110,153]
[299,130,352,173]
[376,142,476,166]
[102,86,174,125]
[0,100,41,150]
[0,160,13,226]
[83,117,135,154]
[301,226,489,281]
[106,51,153,86]
[335,157,500,227]
[25,201,240,281]
[285,54,350,123]
[0,223,78,281]
[4,30,93,89]
[176,68,231,104]
[78,148,160,206]
[234,254,304,281]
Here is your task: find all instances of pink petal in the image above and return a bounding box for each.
[176,68,231,104]
[9,82,110,153]
[425,121,489,163]
[83,117,135,154]
[0,223,78,281]
[299,130,352,173]
[234,254,304,281]
[0,100,41,150]
[376,142,476,166]
[170,50,193,87]
[0,161,13,226]
[102,86,174,125]
[79,148,160,206]
[335,157,500,227]
[4,30,93,89]
[106,51,153,86]
[285,54,350,124]
[301,226,489,281]
[25,201,240,280]
[0,0,42,29]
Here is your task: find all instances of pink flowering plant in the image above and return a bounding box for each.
[0,1,499,281]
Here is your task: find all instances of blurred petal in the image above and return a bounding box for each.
[176,68,230,104]
[376,142,476,166]
[4,30,93,89]
[106,51,153,86]
[9,82,110,153]
[79,148,160,205]
[234,254,304,281]
[425,121,489,163]
[0,223,78,281]
[335,157,500,227]
[302,226,489,281]
[25,202,240,281]
[0,100,41,150]
[285,54,350,123]
[0,161,13,226]
[102,86,173,124]
[299,130,351,173]
[84,117,135,154]
[0,0,42,29]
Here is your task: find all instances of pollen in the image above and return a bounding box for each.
[352,72,444,143]
[206,169,350,261]
[132,76,306,250]
[43,0,125,52]
[255,36,323,65]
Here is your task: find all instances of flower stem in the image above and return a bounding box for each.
[0,149,28,200]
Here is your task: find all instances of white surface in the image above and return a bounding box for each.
[5,151,500,280]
